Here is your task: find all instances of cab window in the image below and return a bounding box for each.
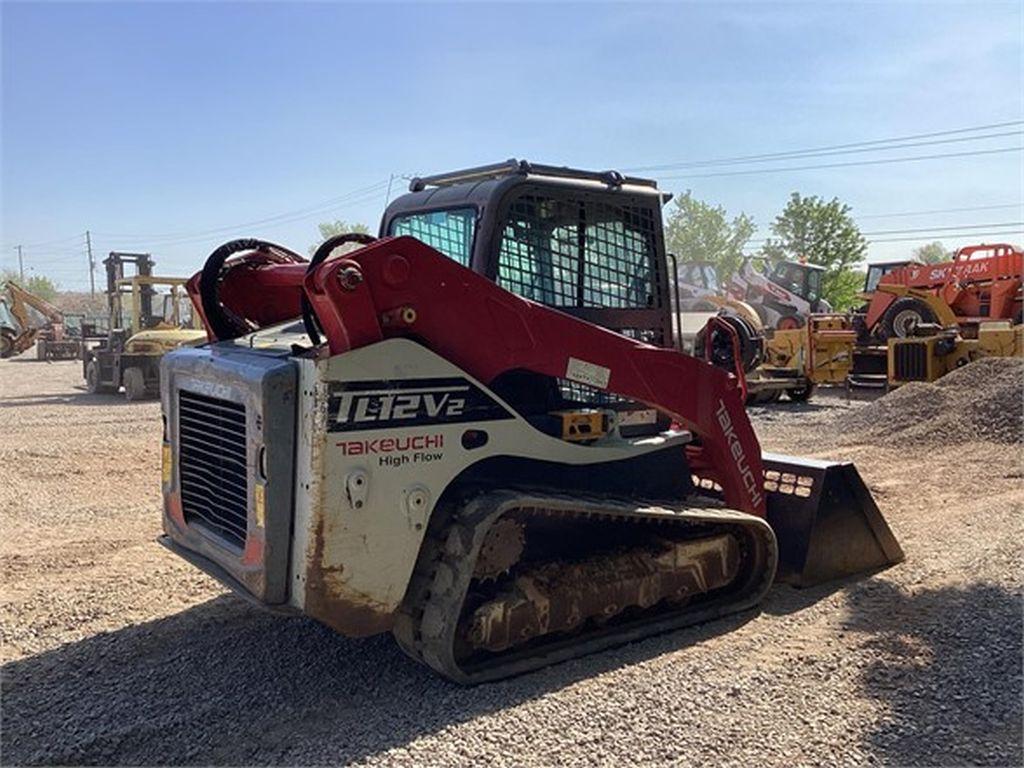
[806,270,821,302]
[771,262,808,297]
[497,193,656,310]
[865,265,886,293]
[390,207,476,266]
[702,265,719,291]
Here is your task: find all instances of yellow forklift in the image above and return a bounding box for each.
[83,252,206,400]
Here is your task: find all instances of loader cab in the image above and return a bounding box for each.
[676,261,720,297]
[381,160,674,349]
[864,260,917,294]
[767,260,825,307]
[381,160,675,433]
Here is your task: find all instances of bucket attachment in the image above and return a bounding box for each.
[762,452,904,587]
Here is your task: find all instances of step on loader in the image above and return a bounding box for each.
[159,161,902,683]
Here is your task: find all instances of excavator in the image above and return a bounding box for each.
[0,281,79,360]
[158,161,901,683]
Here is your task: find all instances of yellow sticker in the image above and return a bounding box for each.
[161,444,172,485]
[254,483,266,528]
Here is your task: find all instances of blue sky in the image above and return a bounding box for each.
[2,1,1021,290]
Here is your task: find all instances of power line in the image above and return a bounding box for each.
[626,120,1024,172]
[868,231,1023,244]
[0,232,85,251]
[856,203,1023,220]
[747,221,1023,245]
[632,130,1020,172]
[860,222,1023,236]
[94,187,390,252]
[660,146,1023,180]
[95,179,390,245]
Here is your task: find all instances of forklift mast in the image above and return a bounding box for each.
[104,252,155,332]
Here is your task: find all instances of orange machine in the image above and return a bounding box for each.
[864,244,1023,340]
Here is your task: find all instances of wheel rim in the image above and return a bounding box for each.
[777,316,801,331]
[891,309,922,337]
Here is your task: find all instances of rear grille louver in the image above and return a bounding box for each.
[178,390,249,550]
[893,342,928,382]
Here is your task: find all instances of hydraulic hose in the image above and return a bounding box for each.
[199,238,305,341]
[302,232,377,346]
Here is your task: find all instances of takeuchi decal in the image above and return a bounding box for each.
[337,433,444,455]
[326,376,514,432]
[715,399,763,509]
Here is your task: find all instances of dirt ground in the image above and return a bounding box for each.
[2,357,1022,766]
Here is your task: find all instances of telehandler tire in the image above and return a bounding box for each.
[879,297,937,340]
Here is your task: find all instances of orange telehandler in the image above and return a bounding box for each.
[863,243,1023,341]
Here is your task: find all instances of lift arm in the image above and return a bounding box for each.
[190,236,766,518]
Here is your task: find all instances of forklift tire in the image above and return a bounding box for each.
[786,382,816,402]
[123,367,148,401]
[746,388,782,405]
[85,361,114,394]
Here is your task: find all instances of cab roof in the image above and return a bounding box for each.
[384,159,671,229]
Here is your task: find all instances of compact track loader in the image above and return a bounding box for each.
[159,161,901,683]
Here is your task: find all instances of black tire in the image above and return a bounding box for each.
[879,297,937,341]
[694,313,764,374]
[746,388,782,405]
[123,367,148,401]
[786,382,816,402]
[85,361,114,394]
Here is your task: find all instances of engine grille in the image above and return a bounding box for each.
[893,342,928,382]
[178,389,249,550]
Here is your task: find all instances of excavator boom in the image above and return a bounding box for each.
[1,281,67,358]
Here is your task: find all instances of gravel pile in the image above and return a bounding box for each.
[2,360,1022,766]
[836,357,1024,447]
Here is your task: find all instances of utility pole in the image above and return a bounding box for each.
[85,230,96,295]
[16,245,24,281]
[384,173,396,207]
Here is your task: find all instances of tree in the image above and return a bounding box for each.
[1,270,59,301]
[912,241,951,264]
[663,191,755,283]
[310,220,370,255]
[760,192,867,310]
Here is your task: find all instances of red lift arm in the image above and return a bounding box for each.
[189,236,767,518]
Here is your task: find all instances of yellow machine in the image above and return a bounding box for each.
[0,281,79,360]
[83,252,206,400]
[888,322,1023,385]
[744,314,856,403]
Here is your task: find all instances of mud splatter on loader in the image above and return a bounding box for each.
[159,161,901,683]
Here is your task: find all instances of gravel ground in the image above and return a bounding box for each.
[2,358,1022,766]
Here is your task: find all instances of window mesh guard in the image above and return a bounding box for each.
[497,196,659,311]
[496,194,665,410]
[391,207,476,266]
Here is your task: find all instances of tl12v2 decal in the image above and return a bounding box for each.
[327,377,515,432]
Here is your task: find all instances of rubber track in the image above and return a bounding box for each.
[392,489,778,685]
